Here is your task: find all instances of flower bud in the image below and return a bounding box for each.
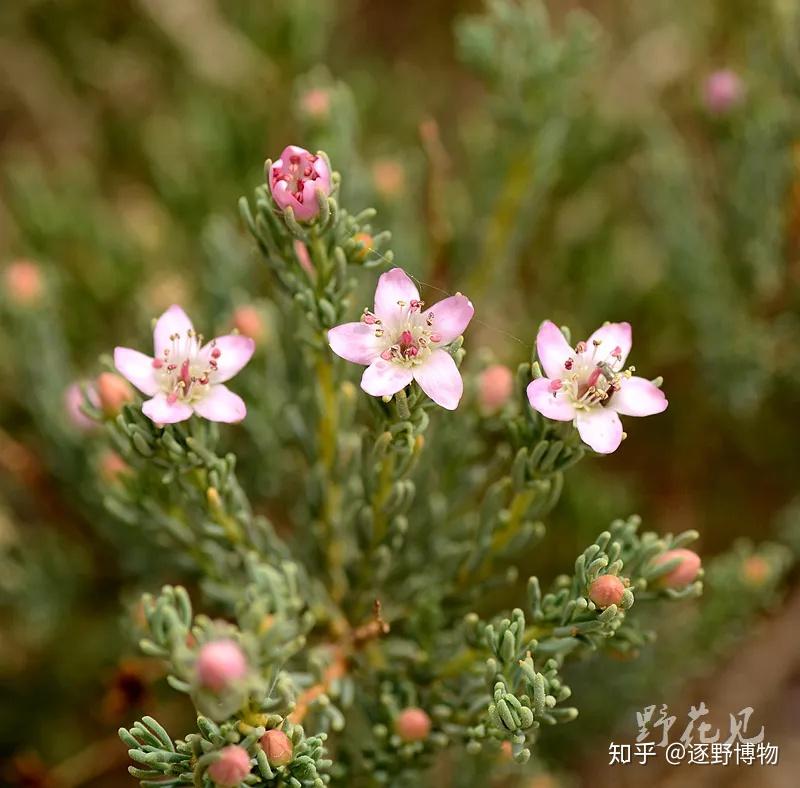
[207,745,251,787]
[293,239,315,277]
[65,382,99,431]
[352,232,373,262]
[269,146,332,222]
[4,260,43,305]
[99,450,130,483]
[300,88,331,122]
[196,639,247,692]
[653,548,701,588]
[95,372,134,417]
[394,707,431,742]
[479,365,514,413]
[742,556,768,587]
[260,729,293,766]
[704,69,743,114]
[232,306,266,343]
[371,158,405,200]
[589,575,626,608]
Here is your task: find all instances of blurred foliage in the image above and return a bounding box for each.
[1,0,799,785]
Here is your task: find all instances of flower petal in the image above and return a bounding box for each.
[536,321,573,379]
[142,393,193,424]
[203,335,255,383]
[413,349,463,410]
[361,359,413,398]
[328,322,381,365]
[587,322,632,365]
[610,376,668,417]
[193,384,247,423]
[575,407,623,454]
[526,377,576,421]
[374,268,420,320]
[425,295,474,345]
[114,347,159,396]
[154,305,194,356]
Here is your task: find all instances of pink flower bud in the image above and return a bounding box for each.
[371,158,405,200]
[293,239,315,277]
[653,548,701,588]
[300,88,331,121]
[269,146,332,222]
[232,306,266,343]
[99,450,130,483]
[479,365,514,412]
[742,556,768,586]
[65,382,99,431]
[352,232,373,262]
[207,745,251,787]
[704,70,743,114]
[95,372,134,417]
[394,707,431,742]
[589,575,626,608]
[4,260,43,305]
[196,640,247,692]
[260,729,293,766]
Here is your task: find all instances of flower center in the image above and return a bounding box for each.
[557,340,633,410]
[152,330,220,403]
[362,299,442,367]
[272,152,322,206]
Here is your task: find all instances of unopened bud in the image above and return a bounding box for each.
[232,305,266,342]
[589,575,626,608]
[260,729,293,766]
[395,707,431,742]
[4,260,43,305]
[742,556,769,587]
[479,365,514,413]
[653,548,701,588]
[207,745,251,787]
[196,639,247,692]
[96,372,134,417]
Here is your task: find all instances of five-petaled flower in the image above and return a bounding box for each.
[327,268,474,410]
[114,305,255,425]
[269,145,332,222]
[527,320,667,454]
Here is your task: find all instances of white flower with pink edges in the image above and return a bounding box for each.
[527,320,667,454]
[114,305,254,425]
[328,268,474,410]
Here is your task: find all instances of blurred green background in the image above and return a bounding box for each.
[1,1,799,786]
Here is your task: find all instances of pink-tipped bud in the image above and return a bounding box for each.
[589,575,626,608]
[95,372,134,417]
[742,556,769,587]
[293,239,315,277]
[232,306,266,343]
[269,146,332,223]
[704,70,743,114]
[653,548,702,588]
[196,639,247,692]
[99,450,130,483]
[352,232,373,262]
[300,88,331,121]
[4,260,43,305]
[372,158,406,200]
[395,707,431,742]
[65,382,99,431]
[207,745,251,787]
[479,365,514,413]
[260,729,293,766]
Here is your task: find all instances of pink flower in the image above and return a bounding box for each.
[196,639,248,692]
[327,268,474,410]
[527,320,667,454]
[207,745,251,787]
[269,145,332,222]
[704,69,743,114]
[114,305,254,425]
